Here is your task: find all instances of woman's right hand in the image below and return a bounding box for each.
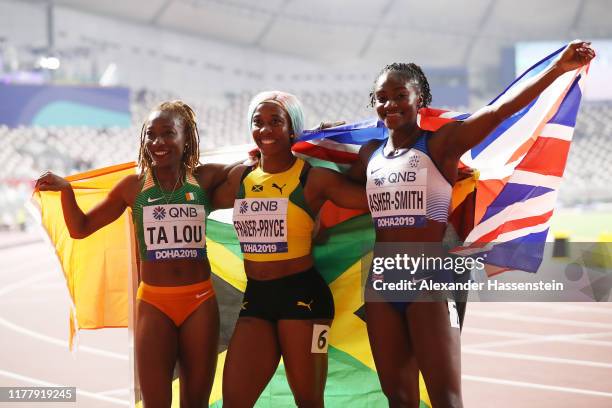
[35,171,71,192]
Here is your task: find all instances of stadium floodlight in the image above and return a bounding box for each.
[39,56,60,70]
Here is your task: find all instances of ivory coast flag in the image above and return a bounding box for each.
[31,162,137,349]
[33,161,443,407]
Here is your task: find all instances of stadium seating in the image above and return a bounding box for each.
[1,94,610,229]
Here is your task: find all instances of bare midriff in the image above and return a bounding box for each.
[244,254,314,281]
[140,257,212,286]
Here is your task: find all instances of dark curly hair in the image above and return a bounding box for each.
[369,63,432,108]
[137,100,200,176]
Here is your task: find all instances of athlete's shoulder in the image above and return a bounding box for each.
[195,163,223,177]
[113,173,142,207]
[308,166,338,178]
[305,166,343,189]
[117,173,142,192]
[227,163,251,184]
[359,139,384,161]
[194,163,219,188]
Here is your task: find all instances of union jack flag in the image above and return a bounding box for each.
[292,46,589,275]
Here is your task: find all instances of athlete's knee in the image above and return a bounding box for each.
[383,393,420,408]
[292,393,324,408]
[180,394,206,408]
[221,392,252,408]
[141,393,172,408]
[429,390,463,408]
[222,384,258,408]
[139,375,173,408]
[380,382,420,408]
[180,387,209,408]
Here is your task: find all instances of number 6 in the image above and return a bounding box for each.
[318,329,328,349]
[311,324,330,353]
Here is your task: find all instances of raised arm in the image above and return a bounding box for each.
[306,167,369,213]
[35,172,136,239]
[443,40,595,159]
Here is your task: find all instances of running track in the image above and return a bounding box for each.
[1,232,611,407]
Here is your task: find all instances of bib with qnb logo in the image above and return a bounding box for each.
[233,159,315,261]
[366,132,451,229]
[233,198,289,254]
[132,170,210,261]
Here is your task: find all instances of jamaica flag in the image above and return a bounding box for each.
[204,215,431,407]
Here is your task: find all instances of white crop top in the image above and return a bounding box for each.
[366,131,452,229]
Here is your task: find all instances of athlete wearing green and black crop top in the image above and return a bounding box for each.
[132,168,211,262]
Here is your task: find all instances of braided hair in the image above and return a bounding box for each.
[137,100,200,176]
[369,63,432,109]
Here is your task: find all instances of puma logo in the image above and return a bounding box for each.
[296,300,313,311]
[271,183,286,194]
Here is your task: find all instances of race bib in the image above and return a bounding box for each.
[367,166,427,229]
[143,204,206,260]
[233,198,288,254]
[311,324,330,354]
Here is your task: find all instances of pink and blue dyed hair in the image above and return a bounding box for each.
[247,91,305,137]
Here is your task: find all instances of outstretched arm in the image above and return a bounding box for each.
[307,167,369,213]
[197,159,250,191]
[210,164,247,210]
[35,172,135,239]
[444,40,595,158]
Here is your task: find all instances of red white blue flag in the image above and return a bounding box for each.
[293,47,589,275]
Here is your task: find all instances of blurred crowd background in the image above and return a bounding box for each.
[1,0,611,234]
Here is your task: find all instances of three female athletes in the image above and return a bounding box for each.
[36,40,594,407]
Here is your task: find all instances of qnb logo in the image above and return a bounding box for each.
[388,171,417,183]
[239,201,249,214]
[374,177,386,187]
[408,155,420,168]
[153,206,166,220]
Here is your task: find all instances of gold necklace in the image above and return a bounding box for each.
[154,170,183,205]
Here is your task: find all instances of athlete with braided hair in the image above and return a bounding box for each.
[347,42,595,407]
[368,62,433,109]
[36,100,236,407]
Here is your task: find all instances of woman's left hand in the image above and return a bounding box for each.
[555,40,596,73]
